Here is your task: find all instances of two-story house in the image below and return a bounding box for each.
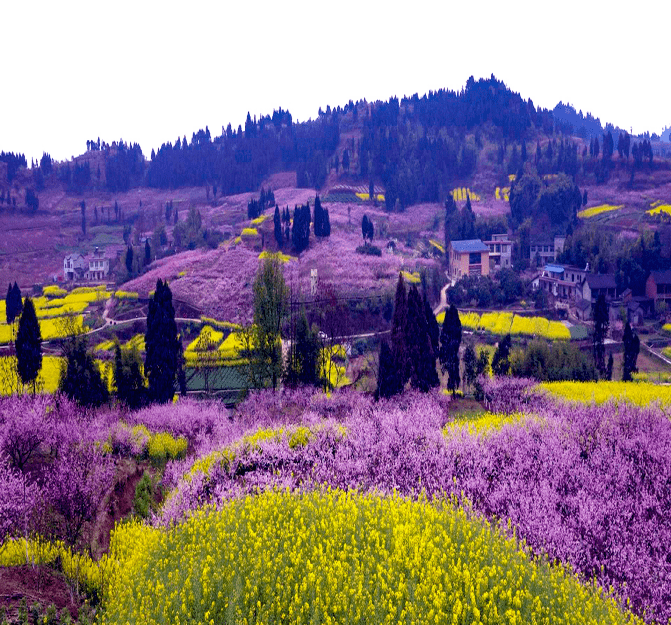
[484,234,512,272]
[84,247,110,281]
[447,239,490,281]
[538,263,587,300]
[63,253,87,281]
[646,270,671,310]
[581,273,617,304]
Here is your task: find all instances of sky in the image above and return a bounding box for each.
[3,0,670,164]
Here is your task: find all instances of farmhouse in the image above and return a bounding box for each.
[538,263,587,300]
[484,233,512,272]
[63,247,111,282]
[646,269,671,308]
[581,273,617,304]
[447,239,489,281]
[530,235,565,266]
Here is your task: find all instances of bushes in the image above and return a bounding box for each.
[355,244,382,256]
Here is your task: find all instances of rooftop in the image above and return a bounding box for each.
[451,239,489,253]
[649,269,671,285]
[585,273,617,289]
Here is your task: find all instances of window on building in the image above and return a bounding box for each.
[469,252,481,265]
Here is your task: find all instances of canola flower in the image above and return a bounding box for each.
[355,192,385,202]
[200,317,242,331]
[440,311,570,340]
[99,488,643,625]
[646,204,671,217]
[250,214,268,225]
[42,285,67,297]
[186,326,225,352]
[241,227,258,237]
[495,187,511,202]
[401,270,421,284]
[259,250,294,263]
[577,204,623,219]
[429,239,445,253]
[114,290,139,300]
[443,412,530,438]
[540,380,671,407]
[452,188,481,202]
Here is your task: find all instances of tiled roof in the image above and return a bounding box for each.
[451,239,489,253]
[585,274,616,289]
[649,270,671,285]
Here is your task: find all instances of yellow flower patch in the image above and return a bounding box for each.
[540,380,671,407]
[241,227,258,237]
[646,204,671,217]
[577,204,623,219]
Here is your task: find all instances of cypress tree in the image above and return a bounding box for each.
[5,283,13,324]
[125,246,134,274]
[144,238,151,266]
[114,341,145,408]
[274,204,282,248]
[11,282,22,320]
[440,305,462,396]
[391,273,409,390]
[16,297,42,393]
[375,340,399,400]
[463,343,477,393]
[407,284,439,391]
[424,292,439,355]
[362,215,370,243]
[622,321,640,382]
[145,279,180,403]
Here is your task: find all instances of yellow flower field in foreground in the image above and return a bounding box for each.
[98,489,641,625]
[540,380,671,407]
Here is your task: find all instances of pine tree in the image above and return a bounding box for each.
[125,247,134,274]
[144,239,151,266]
[145,279,180,403]
[362,214,370,243]
[11,282,22,322]
[16,297,42,393]
[622,321,640,381]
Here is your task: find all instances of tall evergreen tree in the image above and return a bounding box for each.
[145,279,180,403]
[16,297,42,393]
[10,282,22,323]
[391,273,409,390]
[439,305,462,396]
[407,285,439,391]
[144,238,151,266]
[5,283,13,324]
[273,204,283,248]
[286,308,320,387]
[622,321,640,382]
[592,294,609,376]
[114,341,146,408]
[375,339,399,400]
[424,292,439,356]
[463,343,477,393]
[125,246,134,274]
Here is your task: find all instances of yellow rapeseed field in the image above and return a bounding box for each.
[97,489,642,625]
[647,204,671,217]
[540,381,671,407]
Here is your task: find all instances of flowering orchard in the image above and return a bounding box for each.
[1,381,670,623]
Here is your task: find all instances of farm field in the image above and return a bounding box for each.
[1,378,670,624]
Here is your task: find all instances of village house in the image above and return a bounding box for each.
[63,248,111,282]
[538,263,588,300]
[529,234,566,266]
[581,273,617,304]
[447,239,489,281]
[484,233,512,272]
[646,270,671,310]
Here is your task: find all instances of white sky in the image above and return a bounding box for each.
[3,0,670,164]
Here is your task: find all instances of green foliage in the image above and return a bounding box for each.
[355,244,382,256]
[16,297,42,391]
[592,294,609,376]
[114,341,146,408]
[510,339,598,381]
[286,309,321,387]
[491,334,512,376]
[133,471,158,519]
[59,334,108,407]
[463,343,477,393]
[407,285,439,391]
[247,254,288,391]
[440,305,462,396]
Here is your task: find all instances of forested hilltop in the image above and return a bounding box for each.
[6,74,662,209]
